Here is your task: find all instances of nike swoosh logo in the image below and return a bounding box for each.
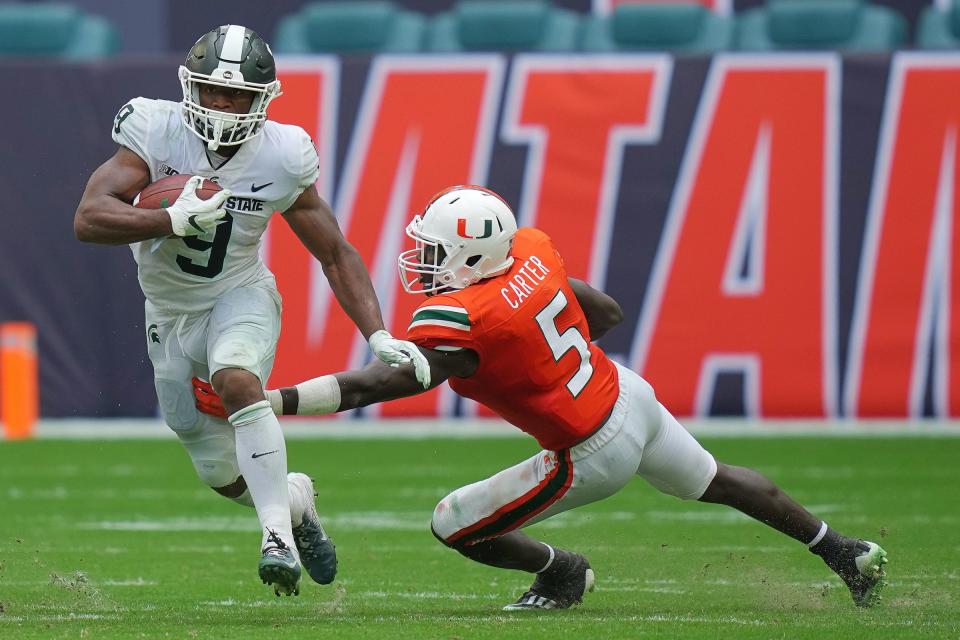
[251,182,273,193]
[251,450,279,459]
[186,215,205,233]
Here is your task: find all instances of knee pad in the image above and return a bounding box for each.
[211,338,260,373]
[193,458,241,489]
[175,417,240,489]
[430,524,454,548]
[431,494,463,545]
[155,378,200,432]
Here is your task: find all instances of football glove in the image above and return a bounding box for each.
[192,377,228,419]
[166,176,231,237]
[368,330,431,389]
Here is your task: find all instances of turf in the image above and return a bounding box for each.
[0,435,957,639]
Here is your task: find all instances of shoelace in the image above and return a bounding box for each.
[264,528,290,554]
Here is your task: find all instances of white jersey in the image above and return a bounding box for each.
[111,97,320,316]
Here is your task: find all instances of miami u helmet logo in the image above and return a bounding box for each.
[457,218,493,239]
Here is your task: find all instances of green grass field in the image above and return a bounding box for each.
[1,435,957,639]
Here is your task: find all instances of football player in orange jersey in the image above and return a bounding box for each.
[194,186,888,611]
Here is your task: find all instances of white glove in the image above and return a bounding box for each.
[166,176,232,237]
[368,329,431,389]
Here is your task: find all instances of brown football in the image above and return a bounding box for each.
[134,174,222,209]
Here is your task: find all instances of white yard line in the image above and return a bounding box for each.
[79,516,260,532]
[598,586,688,594]
[100,578,157,586]
[78,509,665,533]
[358,591,490,600]
[25,417,960,440]
[0,614,122,622]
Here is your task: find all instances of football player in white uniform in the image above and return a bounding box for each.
[74,25,430,597]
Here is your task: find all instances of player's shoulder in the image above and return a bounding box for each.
[406,293,482,350]
[514,227,554,253]
[115,97,178,127]
[261,120,313,156]
[111,97,181,158]
[410,295,473,334]
[260,121,318,180]
[261,120,311,143]
[512,227,565,271]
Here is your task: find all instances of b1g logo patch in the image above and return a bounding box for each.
[158,163,180,177]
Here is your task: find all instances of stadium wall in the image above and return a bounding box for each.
[2,52,959,421]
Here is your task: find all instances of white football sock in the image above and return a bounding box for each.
[229,400,296,555]
[287,473,311,528]
[228,477,311,528]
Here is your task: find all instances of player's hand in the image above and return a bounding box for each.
[166,176,232,237]
[368,329,431,389]
[192,376,228,419]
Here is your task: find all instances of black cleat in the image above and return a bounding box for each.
[503,551,595,611]
[823,539,888,607]
[289,473,338,585]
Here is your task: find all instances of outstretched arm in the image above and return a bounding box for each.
[192,346,477,419]
[567,277,624,340]
[277,347,478,415]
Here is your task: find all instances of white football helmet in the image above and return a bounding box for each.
[179,25,282,151]
[398,186,518,294]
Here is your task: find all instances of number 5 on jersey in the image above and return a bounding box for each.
[535,290,594,397]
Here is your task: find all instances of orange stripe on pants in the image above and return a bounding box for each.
[1,322,38,440]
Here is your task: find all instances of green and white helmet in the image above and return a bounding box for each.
[179,25,282,150]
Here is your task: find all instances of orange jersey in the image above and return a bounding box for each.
[406,228,620,450]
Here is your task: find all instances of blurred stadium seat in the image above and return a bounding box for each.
[581,2,734,52]
[593,0,732,17]
[916,0,960,48]
[273,1,426,54]
[425,0,581,52]
[736,0,907,51]
[0,2,118,60]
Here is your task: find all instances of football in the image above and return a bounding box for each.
[134,174,222,209]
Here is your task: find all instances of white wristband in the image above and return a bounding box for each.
[265,389,283,415]
[294,375,341,415]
